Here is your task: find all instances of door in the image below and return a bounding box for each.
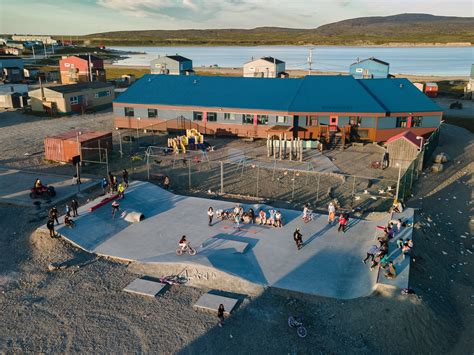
[329,116,338,132]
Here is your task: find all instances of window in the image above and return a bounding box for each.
[147,108,158,118]
[69,96,78,105]
[94,90,111,98]
[207,112,217,122]
[124,107,134,117]
[396,117,408,128]
[277,115,290,124]
[306,116,318,126]
[64,63,70,68]
[411,116,422,127]
[224,113,236,121]
[242,114,253,124]
[193,111,203,121]
[257,115,268,125]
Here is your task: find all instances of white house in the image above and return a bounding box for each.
[243,57,287,78]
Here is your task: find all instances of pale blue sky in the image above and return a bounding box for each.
[1,0,472,35]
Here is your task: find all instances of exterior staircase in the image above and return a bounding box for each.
[326,133,344,150]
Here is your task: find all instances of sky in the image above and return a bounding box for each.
[0,0,472,35]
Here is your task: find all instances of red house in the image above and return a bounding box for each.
[60,55,106,84]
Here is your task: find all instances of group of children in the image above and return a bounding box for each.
[211,205,284,229]
[102,169,129,199]
[45,199,80,238]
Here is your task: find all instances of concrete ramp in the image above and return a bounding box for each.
[123,278,167,297]
[194,293,239,316]
[201,238,250,254]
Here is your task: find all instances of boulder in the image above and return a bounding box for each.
[434,153,449,164]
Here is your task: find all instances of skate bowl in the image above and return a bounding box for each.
[37,180,395,299]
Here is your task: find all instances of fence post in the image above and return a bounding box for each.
[351,175,356,208]
[316,174,321,203]
[256,165,260,198]
[409,163,414,195]
[220,161,224,194]
[147,152,150,180]
[291,170,296,201]
[105,149,109,177]
[188,158,191,189]
[401,170,406,200]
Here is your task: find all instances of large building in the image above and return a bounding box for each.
[29,82,114,114]
[243,57,287,78]
[59,55,106,84]
[0,55,24,82]
[11,35,57,45]
[150,55,194,75]
[350,57,390,79]
[113,74,442,143]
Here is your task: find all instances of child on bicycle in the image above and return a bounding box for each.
[302,204,310,221]
[178,235,188,250]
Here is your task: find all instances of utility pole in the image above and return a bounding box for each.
[32,45,36,60]
[51,44,55,55]
[307,48,313,75]
[88,53,93,81]
[43,42,48,59]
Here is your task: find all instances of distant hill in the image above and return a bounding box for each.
[82,13,474,46]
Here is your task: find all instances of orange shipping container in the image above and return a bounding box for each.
[44,130,113,163]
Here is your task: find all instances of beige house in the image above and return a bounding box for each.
[29,82,114,114]
[243,57,287,78]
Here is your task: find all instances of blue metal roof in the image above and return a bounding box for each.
[115,74,441,114]
[358,78,442,113]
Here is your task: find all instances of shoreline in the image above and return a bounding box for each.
[105,64,469,81]
[106,43,472,48]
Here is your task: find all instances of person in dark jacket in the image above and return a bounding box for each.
[71,199,79,217]
[293,228,303,250]
[49,206,59,225]
[217,304,225,327]
[46,218,56,238]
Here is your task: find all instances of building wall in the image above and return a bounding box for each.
[350,60,389,79]
[150,58,192,75]
[386,138,419,169]
[60,56,105,84]
[243,59,285,78]
[30,86,114,113]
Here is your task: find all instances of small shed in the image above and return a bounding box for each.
[385,131,423,170]
[44,130,112,163]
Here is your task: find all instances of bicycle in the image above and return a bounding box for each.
[288,316,308,338]
[159,275,188,285]
[176,244,197,256]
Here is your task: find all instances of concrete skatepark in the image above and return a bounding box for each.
[39,181,411,299]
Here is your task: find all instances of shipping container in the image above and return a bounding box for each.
[44,130,112,163]
[424,82,438,98]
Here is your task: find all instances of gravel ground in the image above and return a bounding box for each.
[0,123,472,353]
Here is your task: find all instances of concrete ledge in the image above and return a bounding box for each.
[194,293,239,316]
[88,194,119,212]
[123,278,167,297]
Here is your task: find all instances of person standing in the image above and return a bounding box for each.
[208,207,214,226]
[101,177,109,195]
[49,206,59,225]
[71,199,79,217]
[163,175,170,190]
[46,218,56,238]
[338,213,348,233]
[328,202,336,225]
[122,169,129,188]
[117,183,125,199]
[217,304,225,327]
[293,228,303,250]
[111,200,120,218]
[363,245,379,264]
[65,204,71,217]
[234,214,241,230]
[275,210,282,228]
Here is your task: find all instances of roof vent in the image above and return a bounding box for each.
[399,83,403,89]
[193,79,198,84]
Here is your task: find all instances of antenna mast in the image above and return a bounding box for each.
[307,48,313,75]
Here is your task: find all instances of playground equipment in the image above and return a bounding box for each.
[167,129,206,155]
[267,134,304,161]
